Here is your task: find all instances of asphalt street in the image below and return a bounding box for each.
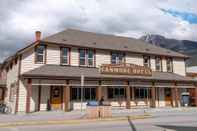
[1,111,197,131]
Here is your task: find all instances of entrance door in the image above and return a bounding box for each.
[164,88,172,106]
[51,86,62,110]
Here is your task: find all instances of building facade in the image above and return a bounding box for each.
[2,29,197,114]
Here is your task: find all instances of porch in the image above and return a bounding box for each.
[24,79,197,113]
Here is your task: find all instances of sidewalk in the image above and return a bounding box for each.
[0,107,196,127]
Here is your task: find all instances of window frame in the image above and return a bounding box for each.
[111,51,125,64]
[166,57,173,72]
[70,87,96,101]
[35,44,46,64]
[143,56,151,68]
[79,48,95,67]
[134,88,150,100]
[107,87,126,100]
[155,56,162,72]
[60,47,70,65]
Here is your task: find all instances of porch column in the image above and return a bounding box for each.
[125,81,131,109]
[96,81,102,101]
[37,85,42,111]
[131,87,135,101]
[174,82,179,107]
[195,85,197,107]
[151,82,156,108]
[26,78,32,113]
[64,80,70,112]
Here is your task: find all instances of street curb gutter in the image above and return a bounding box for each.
[0,114,151,128]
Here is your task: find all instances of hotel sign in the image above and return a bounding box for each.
[100,63,152,76]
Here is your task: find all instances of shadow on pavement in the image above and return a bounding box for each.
[156,125,197,131]
[127,116,137,131]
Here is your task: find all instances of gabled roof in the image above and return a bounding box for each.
[42,29,188,58]
[22,65,194,82]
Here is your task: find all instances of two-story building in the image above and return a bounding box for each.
[2,29,197,114]
[0,64,6,103]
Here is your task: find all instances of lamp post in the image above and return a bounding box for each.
[81,74,84,112]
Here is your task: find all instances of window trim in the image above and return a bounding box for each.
[35,44,47,64]
[166,57,173,73]
[60,47,71,65]
[143,55,151,68]
[110,51,126,64]
[70,87,96,101]
[134,87,151,100]
[155,56,162,72]
[107,87,126,100]
[78,48,95,67]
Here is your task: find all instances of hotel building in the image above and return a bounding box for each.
[1,29,197,114]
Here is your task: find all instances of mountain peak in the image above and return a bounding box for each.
[140,34,197,66]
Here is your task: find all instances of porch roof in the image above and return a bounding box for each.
[22,65,195,82]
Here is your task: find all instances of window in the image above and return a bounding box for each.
[79,49,95,67]
[88,50,94,66]
[61,47,70,65]
[135,88,150,99]
[35,45,45,63]
[107,87,126,99]
[155,57,162,71]
[111,52,125,64]
[71,87,96,101]
[143,56,150,68]
[166,58,173,72]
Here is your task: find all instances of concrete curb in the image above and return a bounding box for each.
[0,114,151,127]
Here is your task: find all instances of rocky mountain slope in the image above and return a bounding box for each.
[140,34,197,66]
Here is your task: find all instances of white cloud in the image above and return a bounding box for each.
[0,0,197,61]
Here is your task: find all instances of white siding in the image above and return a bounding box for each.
[5,61,19,113]
[46,45,60,65]
[150,57,156,71]
[173,58,186,76]
[30,86,39,112]
[40,86,50,111]
[70,47,79,66]
[126,53,143,66]
[96,49,110,67]
[162,58,167,72]
[18,79,27,112]
[21,48,44,74]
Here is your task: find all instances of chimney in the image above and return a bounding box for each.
[35,31,41,41]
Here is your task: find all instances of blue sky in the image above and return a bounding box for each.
[161,8,197,24]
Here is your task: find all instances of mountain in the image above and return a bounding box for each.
[140,34,197,66]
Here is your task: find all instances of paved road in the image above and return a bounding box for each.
[1,111,197,131]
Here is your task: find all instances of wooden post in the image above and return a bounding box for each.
[174,82,179,107]
[37,85,42,111]
[96,81,102,101]
[125,81,131,109]
[132,87,135,101]
[151,82,156,108]
[26,78,32,113]
[64,80,70,112]
[195,86,197,107]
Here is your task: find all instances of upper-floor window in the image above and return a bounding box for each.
[166,58,173,72]
[155,57,162,71]
[111,52,125,64]
[79,49,95,67]
[143,56,150,68]
[35,45,46,64]
[60,47,70,65]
